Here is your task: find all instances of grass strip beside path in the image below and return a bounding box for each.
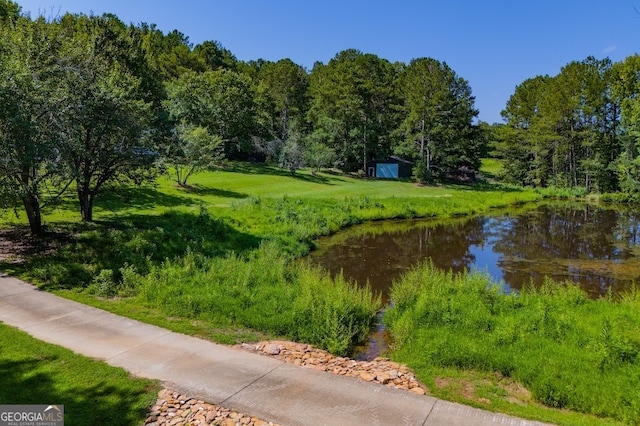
[0,323,159,426]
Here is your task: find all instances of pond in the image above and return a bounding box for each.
[312,203,640,302]
[311,202,640,358]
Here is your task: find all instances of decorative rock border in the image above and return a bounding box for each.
[242,340,426,395]
[144,389,282,426]
[145,340,427,425]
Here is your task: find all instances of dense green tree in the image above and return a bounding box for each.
[541,58,616,189]
[256,58,309,140]
[611,151,640,195]
[164,70,256,159]
[308,50,398,172]
[0,16,63,233]
[194,40,237,71]
[139,25,205,81]
[578,57,619,192]
[610,55,640,195]
[501,75,553,186]
[612,55,640,133]
[395,58,480,182]
[501,57,619,190]
[237,58,269,81]
[0,0,20,24]
[55,13,158,222]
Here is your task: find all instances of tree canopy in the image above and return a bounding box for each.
[0,15,62,233]
[498,55,640,193]
[395,58,480,182]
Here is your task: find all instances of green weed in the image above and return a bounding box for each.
[133,243,380,355]
[385,264,640,424]
[536,186,589,199]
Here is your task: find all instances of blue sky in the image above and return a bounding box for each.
[16,0,640,123]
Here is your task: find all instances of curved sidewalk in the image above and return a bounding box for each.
[0,274,550,426]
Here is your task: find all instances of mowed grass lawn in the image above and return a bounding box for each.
[480,158,504,181]
[94,165,481,216]
[4,163,533,228]
[0,323,159,426]
[190,166,450,199]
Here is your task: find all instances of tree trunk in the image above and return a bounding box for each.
[362,121,367,174]
[22,194,44,235]
[78,187,94,222]
[420,118,426,166]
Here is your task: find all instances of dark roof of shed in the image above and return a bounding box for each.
[387,155,414,164]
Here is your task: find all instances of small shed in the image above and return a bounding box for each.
[367,156,414,179]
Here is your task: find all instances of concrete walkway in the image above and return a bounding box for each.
[0,274,550,426]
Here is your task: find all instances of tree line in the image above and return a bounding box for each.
[0,1,484,234]
[495,55,640,195]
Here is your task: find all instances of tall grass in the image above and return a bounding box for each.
[133,243,380,355]
[600,192,640,203]
[18,208,260,290]
[535,186,589,199]
[385,263,640,424]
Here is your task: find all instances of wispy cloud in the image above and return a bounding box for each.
[603,45,618,54]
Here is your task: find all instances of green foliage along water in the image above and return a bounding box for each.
[115,244,380,356]
[385,263,640,424]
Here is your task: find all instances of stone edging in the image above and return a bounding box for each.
[144,389,281,426]
[241,340,426,394]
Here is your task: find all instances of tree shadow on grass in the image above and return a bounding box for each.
[2,210,262,291]
[42,186,196,218]
[0,357,158,426]
[96,186,197,212]
[288,172,336,185]
[179,184,249,199]
[97,210,263,259]
[225,163,339,185]
[443,181,527,193]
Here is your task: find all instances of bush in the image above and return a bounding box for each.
[291,268,380,354]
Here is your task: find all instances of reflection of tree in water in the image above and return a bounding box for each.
[493,205,619,260]
[492,204,640,295]
[314,218,485,302]
[612,207,640,250]
[314,204,640,301]
[416,218,485,272]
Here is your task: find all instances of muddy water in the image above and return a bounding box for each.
[311,203,640,359]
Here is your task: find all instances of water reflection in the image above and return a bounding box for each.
[312,203,640,303]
